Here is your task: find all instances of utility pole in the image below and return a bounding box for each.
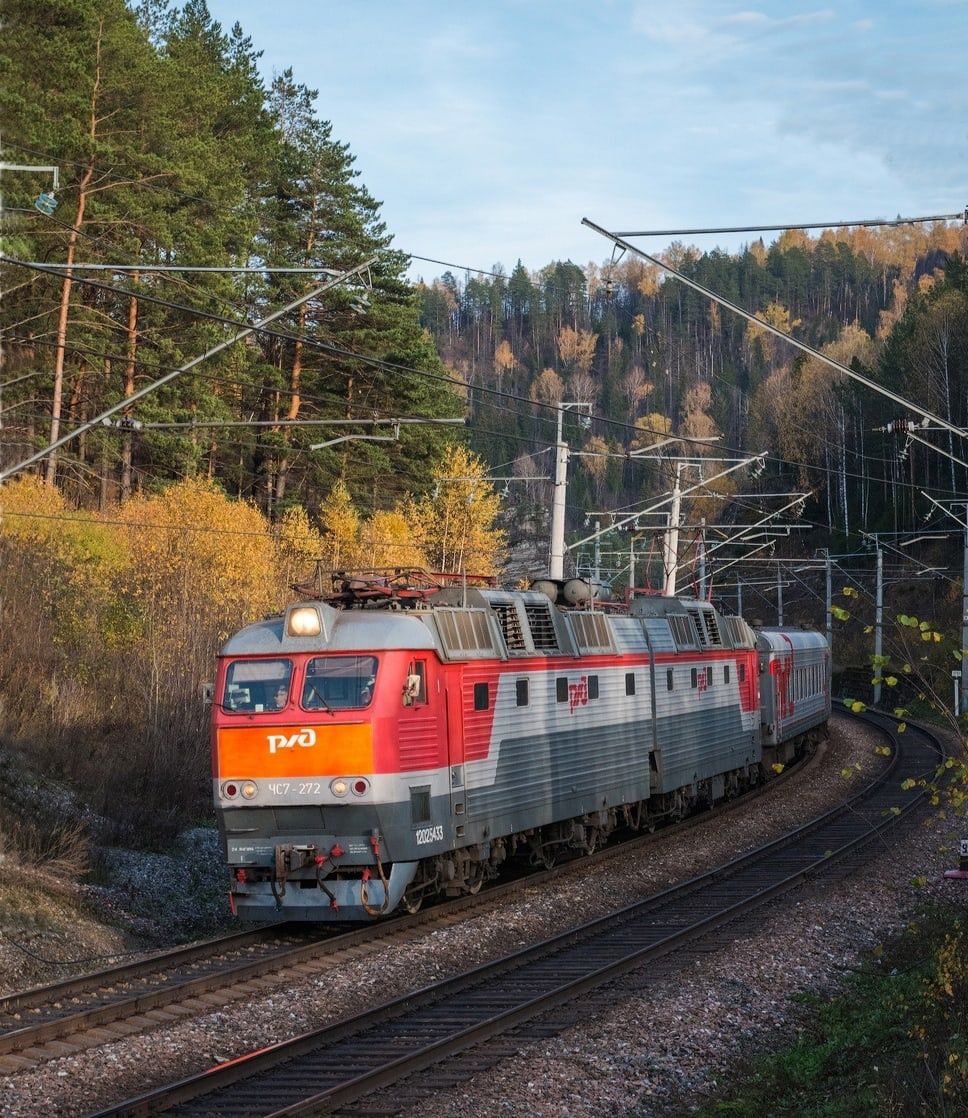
[874,538,883,706]
[549,401,590,579]
[662,462,684,595]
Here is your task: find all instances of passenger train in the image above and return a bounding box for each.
[210,570,831,921]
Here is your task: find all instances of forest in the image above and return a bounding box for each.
[2,0,968,838]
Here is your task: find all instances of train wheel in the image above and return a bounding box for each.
[465,867,485,895]
[400,890,423,914]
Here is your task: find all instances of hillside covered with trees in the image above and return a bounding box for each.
[2,0,968,832]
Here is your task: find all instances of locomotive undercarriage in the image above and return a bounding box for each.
[398,757,767,912]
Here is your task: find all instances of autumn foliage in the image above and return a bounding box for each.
[0,462,506,840]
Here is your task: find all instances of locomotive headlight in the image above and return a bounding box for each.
[330,778,349,797]
[241,781,258,799]
[287,605,322,637]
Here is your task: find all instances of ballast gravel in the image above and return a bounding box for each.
[0,716,964,1118]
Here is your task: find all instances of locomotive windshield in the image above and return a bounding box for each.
[302,655,378,710]
[222,658,292,712]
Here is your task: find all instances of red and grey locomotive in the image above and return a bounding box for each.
[211,570,830,921]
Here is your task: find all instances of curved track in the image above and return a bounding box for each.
[83,712,942,1118]
[0,725,825,1071]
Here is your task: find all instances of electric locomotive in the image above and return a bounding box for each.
[210,569,830,921]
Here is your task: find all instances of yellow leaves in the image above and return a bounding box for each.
[0,475,69,542]
[556,325,598,374]
[318,480,363,570]
[410,445,507,576]
[831,606,851,622]
[118,477,278,633]
[771,763,785,774]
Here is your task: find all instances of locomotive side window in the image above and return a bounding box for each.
[403,660,427,706]
[473,681,489,711]
[556,677,569,703]
[625,672,635,696]
[667,669,674,691]
[706,666,713,687]
[691,668,698,688]
[516,679,529,706]
[739,663,746,683]
[587,675,599,700]
[724,665,730,685]
[222,658,292,712]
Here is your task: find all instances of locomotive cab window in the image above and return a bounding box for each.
[301,655,378,710]
[222,658,292,712]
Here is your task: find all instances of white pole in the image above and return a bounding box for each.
[549,402,568,579]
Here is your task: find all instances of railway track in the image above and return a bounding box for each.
[81,711,941,1118]
[0,722,826,1074]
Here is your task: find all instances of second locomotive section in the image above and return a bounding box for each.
[213,584,828,920]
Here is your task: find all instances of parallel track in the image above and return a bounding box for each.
[86,712,941,1118]
[0,722,827,1070]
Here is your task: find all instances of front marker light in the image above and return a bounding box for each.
[330,778,349,797]
[241,781,258,799]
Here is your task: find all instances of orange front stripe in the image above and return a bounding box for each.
[217,722,374,778]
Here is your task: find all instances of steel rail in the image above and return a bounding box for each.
[85,713,940,1118]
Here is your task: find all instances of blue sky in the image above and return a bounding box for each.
[203,1,967,282]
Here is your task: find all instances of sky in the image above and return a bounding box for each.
[203,0,968,283]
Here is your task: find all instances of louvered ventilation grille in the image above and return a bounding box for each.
[523,602,560,651]
[492,604,527,650]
